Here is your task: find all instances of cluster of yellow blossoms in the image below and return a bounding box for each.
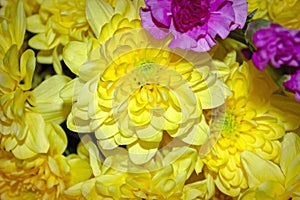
[0,0,300,199]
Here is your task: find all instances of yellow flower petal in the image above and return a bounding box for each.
[29,33,59,50]
[128,141,159,165]
[10,0,26,49]
[3,45,20,80]
[241,151,284,188]
[25,112,50,155]
[47,123,67,155]
[26,14,45,33]
[256,181,285,200]
[86,0,113,38]
[67,155,93,187]
[28,75,71,124]
[62,41,88,75]
[19,49,35,91]
[52,46,63,74]
[36,49,54,64]
[280,132,300,176]
[115,0,145,20]
[286,153,300,189]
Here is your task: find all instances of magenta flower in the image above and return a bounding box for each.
[252,24,300,70]
[140,0,248,52]
[283,69,300,101]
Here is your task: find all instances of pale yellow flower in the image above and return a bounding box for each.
[26,0,93,74]
[0,0,71,159]
[0,123,92,200]
[26,0,144,74]
[198,51,300,197]
[240,132,300,200]
[64,140,214,199]
[0,45,70,159]
[0,124,64,199]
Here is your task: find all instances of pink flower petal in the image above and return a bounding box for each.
[230,0,248,30]
[144,0,172,27]
[140,8,169,39]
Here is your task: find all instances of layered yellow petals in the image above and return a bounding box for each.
[240,132,300,200]
[64,143,210,200]
[0,1,71,160]
[0,124,65,199]
[67,28,230,165]
[26,0,92,73]
[0,124,92,199]
[199,52,298,197]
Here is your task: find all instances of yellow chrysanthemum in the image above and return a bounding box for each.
[0,124,92,200]
[248,0,300,28]
[26,0,143,74]
[64,140,213,199]
[199,52,300,197]
[0,1,71,159]
[26,0,93,73]
[66,28,230,165]
[0,44,70,159]
[62,0,143,76]
[0,125,66,200]
[268,0,300,28]
[240,132,300,200]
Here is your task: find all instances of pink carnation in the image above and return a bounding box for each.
[252,24,300,70]
[283,69,300,101]
[140,0,248,52]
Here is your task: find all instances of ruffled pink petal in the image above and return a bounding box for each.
[168,32,198,50]
[252,50,270,70]
[283,70,300,91]
[184,23,208,41]
[253,29,274,48]
[208,2,235,39]
[295,92,300,101]
[140,8,169,39]
[230,0,248,30]
[144,0,172,27]
[193,35,216,52]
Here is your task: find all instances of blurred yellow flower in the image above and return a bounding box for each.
[64,140,213,199]
[248,0,300,28]
[199,52,300,197]
[247,0,269,19]
[240,132,300,200]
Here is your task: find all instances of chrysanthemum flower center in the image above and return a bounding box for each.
[171,0,210,32]
[222,113,238,137]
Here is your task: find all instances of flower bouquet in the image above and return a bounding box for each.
[0,0,300,199]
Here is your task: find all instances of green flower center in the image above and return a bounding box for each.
[222,113,238,137]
